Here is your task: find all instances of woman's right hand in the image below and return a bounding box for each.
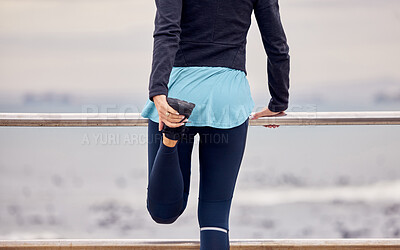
[153,95,188,131]
[250,106,286,128]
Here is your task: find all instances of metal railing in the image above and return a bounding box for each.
[1,111,400,127]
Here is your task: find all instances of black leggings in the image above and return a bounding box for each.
[146,118,249,249]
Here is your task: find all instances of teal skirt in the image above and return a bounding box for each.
[141,66,254,129]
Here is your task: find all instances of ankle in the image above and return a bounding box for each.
[162,134,178,147]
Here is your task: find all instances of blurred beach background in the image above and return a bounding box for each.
[1,0,400,240]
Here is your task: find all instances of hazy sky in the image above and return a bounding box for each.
[0,0,399,107]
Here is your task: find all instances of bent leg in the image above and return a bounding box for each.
[146,119,195,224]
[197,118,249,249]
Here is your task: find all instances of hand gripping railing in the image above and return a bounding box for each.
[1,111,400,127]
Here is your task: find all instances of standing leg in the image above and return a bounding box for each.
[197,118,249,250]
[146,119,196,224]
[178,128,197,211]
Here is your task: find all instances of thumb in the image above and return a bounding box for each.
[159,120,164,131]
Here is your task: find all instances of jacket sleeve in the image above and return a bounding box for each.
[148,0,183,102]
[254,0,290,112]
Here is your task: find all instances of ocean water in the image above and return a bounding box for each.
[1,103,400,240]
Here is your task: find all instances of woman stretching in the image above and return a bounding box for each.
[141,0,290,249]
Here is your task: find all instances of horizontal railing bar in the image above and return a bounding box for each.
[0,111,400,127]
[1,239,400,249]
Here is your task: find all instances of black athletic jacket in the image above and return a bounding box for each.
[148,0,290,112]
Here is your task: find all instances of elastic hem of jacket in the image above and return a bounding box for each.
[149,89,168,102]
[173,63,247,76]
[268,101,288,113]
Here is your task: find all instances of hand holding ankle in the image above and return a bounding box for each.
[153,95,187,131]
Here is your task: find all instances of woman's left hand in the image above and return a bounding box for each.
[250,107,286,128]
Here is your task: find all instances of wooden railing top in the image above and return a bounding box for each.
[1,111,400,127]
[1,239,400,249]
